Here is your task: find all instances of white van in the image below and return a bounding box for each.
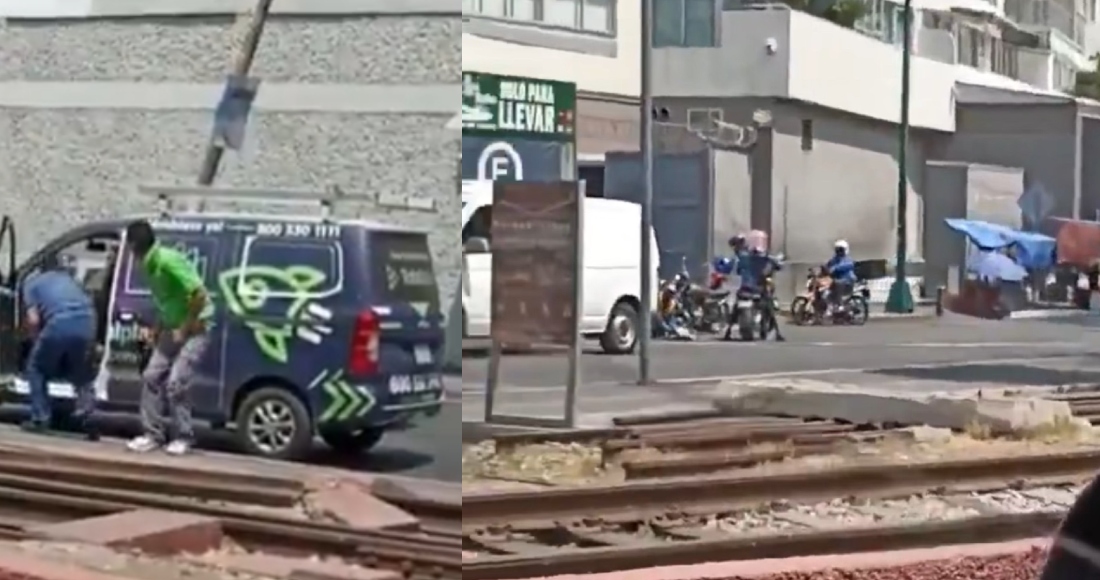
[460,181,658,354]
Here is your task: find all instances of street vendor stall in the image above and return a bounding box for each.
[941,219,1056,319]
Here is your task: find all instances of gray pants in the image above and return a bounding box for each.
[140,330,209,442]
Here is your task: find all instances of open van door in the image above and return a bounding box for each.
[0,216,17,387]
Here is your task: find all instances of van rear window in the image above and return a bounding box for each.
[370,232,439,311]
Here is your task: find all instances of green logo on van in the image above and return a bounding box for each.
[218,265,334,363]
[315,369,375,422]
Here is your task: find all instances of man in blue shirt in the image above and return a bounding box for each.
[826,240,857,312]
[21,261,98,438]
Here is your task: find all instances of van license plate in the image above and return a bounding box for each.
[414,344,432,365]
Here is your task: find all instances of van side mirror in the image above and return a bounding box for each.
[464,237,490,254]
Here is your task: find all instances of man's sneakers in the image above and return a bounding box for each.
[126,435,162,453]
[164,439,192,456]
[126,435,192,455]
[19,420,48,434]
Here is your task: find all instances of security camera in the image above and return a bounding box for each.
[765,37,778,54]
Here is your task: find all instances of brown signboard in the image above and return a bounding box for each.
[490,181,580,345]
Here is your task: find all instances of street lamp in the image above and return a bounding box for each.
[885,0,916,314]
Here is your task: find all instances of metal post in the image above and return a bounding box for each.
[885,0,915,314]
[638,0,654,384]
[197,0,275,186]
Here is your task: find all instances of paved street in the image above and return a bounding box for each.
[461,314,1100,426]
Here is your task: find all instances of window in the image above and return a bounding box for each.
[371,232,440,311]
[800,119,813,151]
[464,0,617,34]
[124,236,216,296]
[237,238,343,299]
[854,0,909,44]
[686,108,722,133]
[653,0,717,47]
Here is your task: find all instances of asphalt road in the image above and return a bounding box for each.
[461,314,1100,425]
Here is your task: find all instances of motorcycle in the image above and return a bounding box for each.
[790,267,870,326]
[729,275,780,341]
[836,280,871,326]
[669,257,732,333]
[790,267,832,326]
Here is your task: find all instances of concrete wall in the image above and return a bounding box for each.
[652,8,957,131]
[577,96,640,157]
[923,162,1025,291]
[653,96,927,299]
[931,102,1078,225]
[0,7,461,314]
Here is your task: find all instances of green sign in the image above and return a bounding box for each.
[462,72,577,140]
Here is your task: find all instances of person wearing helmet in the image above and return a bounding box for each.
[726,231,785,341]
[826,240,857,312]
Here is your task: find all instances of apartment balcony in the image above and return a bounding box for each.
[1004,0,1087,47]
[652,5,957,130]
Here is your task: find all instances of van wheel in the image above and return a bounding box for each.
[600,302,639,354]
[235,386,314,461]
[320,427,385,455]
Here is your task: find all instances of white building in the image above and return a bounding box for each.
[463,0,1097,137]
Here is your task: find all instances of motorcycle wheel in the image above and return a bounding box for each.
[702,306,724,334]
[845,296,869,326]
[790,297,811,326]
[738,308,756,341]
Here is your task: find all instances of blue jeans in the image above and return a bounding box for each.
[26,312,96,424]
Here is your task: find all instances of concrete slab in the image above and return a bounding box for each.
[712,377,1076,434]
[187,553,401,580]
[29,510,222,556]
[302,478,419,531]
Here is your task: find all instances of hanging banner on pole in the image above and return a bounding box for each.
[211,74,261,151]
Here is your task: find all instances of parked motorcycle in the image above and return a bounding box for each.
[665,257,732,333]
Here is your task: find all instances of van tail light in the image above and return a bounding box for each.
[349,310,380,376]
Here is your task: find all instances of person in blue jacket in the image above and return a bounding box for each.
[727,235,785,341]
[826,239,857,312]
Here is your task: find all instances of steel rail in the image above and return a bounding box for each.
[0,474,460,579]
[0,446,303,502]
[602,420,856,453]
[464,448,1100,526]
[462,511,1063,580]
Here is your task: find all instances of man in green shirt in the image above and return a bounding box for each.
[124,220,214,456]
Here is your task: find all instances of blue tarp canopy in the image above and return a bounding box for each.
[968,251,1028,282]
[943,218,1056,271]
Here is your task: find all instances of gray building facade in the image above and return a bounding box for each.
[0,2,461,309]
[645,97,930,298]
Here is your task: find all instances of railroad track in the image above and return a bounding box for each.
[462,449,1100,580]
[484,412,895,481]
[0,447,461,579]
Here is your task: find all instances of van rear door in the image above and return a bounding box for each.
[0,216,16,382]
[362,231,443,387]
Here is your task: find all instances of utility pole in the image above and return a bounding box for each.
[638,0,654,384]
[885,0,915,314]
[197,0,275,186]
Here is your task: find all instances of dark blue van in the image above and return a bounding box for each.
[0,189,445,460]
